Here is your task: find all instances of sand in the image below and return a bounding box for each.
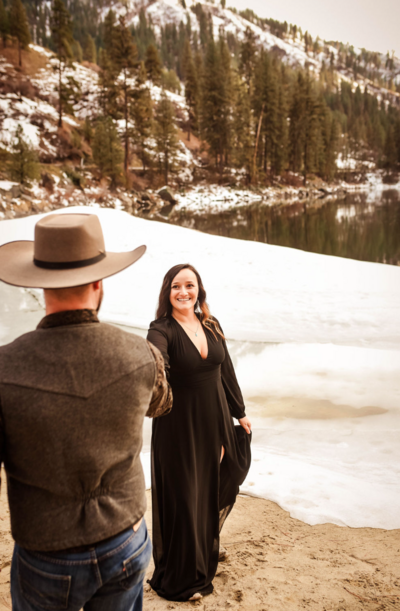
[0,484,398,611]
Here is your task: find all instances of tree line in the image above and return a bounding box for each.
[1,0,400,188]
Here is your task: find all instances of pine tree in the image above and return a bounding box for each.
[200,38,232,173]
[252,52,279,176]
[98,49,120,119]
[131,61,153,172]
[50,0,74,127]
[289,72,320,183]
[72,40,82,63]
[92,117,124,188]
[272,71,288,175]
[145,43,162,84]
[10,125,40,184]
[0,0,8,48]
[103,8,116,57]
[232,75,253,179]
[83,34,96,64]
[9,0,31,67]
[112,16,138,173]
[154,90,179,184]
[183,40,199,140]
[239,27,257,91]
[384,125,397,169]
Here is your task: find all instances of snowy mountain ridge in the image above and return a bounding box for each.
[105,0,400,103]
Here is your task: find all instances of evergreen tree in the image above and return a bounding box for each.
[161,69,181,94]
[72,40,82,63]
[0,0,8,48]
[200,38,232,173]
[131,61,153,172]
[145,43,162,84]
[183,39,199,140]
[154,90,179,184]
[383,125,397,169]
[83,34,96,64]
[98,48,120,119]
[92,117,124,188]
[112,16,138,173]
[239,27,257,91]
[289,72,320,183]
[232,75,253,179]
[51,0,74,127]
[9,0,31,67]
[10,124,40,184]
[252,52,279,175]
[273,70,288,175]
[103,8,116,57]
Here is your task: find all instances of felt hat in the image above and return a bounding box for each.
[0,213,146,289]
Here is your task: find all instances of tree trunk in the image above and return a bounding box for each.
[124,75,129,174]
[165,150,169,185]
[58,61,62,128]
[18,39,21,67]
[252,104,265,183]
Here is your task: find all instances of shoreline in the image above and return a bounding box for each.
[0,486,399,610]
[1,170,399,221]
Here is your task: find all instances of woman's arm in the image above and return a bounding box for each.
[146,322,172,418]
[147,324,170,376]
[220,332,251,432]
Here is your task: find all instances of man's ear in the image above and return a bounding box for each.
[93,281,101,291]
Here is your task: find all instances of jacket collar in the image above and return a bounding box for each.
[37,309,99,329]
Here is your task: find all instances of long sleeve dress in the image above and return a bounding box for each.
[147,316,251,601]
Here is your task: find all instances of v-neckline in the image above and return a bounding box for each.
[172,316,209,360]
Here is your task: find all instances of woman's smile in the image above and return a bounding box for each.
[170,269,199,313]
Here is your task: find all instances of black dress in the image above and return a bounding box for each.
[147,316,251,601]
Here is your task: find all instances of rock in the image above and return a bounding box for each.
[157,186,177,204]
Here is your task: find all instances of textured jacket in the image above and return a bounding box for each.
[0,309,172,551]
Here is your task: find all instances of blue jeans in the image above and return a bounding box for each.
[11,519,151,611]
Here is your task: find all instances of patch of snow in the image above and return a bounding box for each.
[0,180,19,191]
[1,117,41,148]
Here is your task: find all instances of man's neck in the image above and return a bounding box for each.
[45,303,95,316]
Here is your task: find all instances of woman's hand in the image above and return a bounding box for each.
[239,416,252,434]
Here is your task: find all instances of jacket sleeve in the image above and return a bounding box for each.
[145,341,172,419]
[219,325,246,420]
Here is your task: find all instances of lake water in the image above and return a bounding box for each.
[167,189,400,265]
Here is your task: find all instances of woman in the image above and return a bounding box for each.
[147,264,252,602]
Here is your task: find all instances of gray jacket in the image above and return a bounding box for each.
[0,309,171,551]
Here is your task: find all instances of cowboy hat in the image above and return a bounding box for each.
[0,213,146,289]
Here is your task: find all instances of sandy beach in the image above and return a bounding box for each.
[0,483,398,611]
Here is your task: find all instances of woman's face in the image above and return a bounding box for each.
[170,269,199,314]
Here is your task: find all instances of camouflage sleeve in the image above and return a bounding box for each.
[146,341,173,418]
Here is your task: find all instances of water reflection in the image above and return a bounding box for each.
[169,190,400,265]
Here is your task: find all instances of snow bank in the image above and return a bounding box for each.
[1,206,399,349]
[1,207,399,529]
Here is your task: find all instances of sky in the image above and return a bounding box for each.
[227,0,400,59]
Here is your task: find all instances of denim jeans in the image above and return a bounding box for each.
[11,519,152,611]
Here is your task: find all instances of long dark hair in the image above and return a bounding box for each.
[156,264,224,339]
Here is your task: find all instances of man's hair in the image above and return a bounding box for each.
[44,284,91,301]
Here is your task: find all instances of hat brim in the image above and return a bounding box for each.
[0,241,146,289]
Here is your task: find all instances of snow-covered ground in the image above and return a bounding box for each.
[0,207,399,529]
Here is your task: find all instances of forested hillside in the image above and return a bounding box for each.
[0,0,399,200]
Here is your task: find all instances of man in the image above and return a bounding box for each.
[0,213,172,611]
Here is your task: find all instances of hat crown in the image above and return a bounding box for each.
[34,214,106,264]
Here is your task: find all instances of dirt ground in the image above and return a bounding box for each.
[0,484,399,611]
